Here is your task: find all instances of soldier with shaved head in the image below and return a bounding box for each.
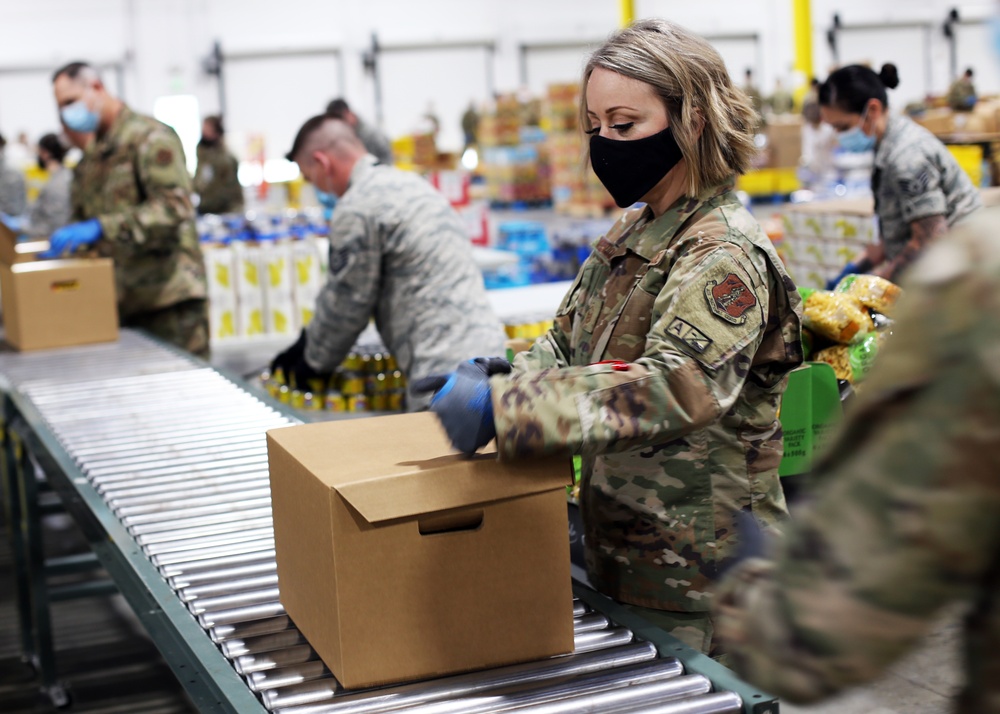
[270,115,505,409]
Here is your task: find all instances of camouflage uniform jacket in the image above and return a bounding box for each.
[193,142,244,215]
[874,113,981,275]
[947,77,977,111]
[26,164,72,238]
[354,117,394,166]
[71,105,206,318]
[714,207,1000,712]
[491,180,803,612]
[303,156,506,409]
[0,151,27,217]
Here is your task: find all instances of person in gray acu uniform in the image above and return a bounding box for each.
[271,114,506,410]
[820,64,981,283]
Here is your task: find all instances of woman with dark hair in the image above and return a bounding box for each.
[820,63,981,283]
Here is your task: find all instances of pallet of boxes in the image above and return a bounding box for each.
[544,83,616,218]
[0,223,118,351]
[479,94,551,207]
[778,198,877,289]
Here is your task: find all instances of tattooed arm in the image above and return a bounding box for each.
[876,214,948,281]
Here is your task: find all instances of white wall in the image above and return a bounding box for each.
[0,0,997,163]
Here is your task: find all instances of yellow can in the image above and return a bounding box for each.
[278,385,291,404]
[324,390,347,412]
[347,393,369,412]
[302,392,323,411]
[290,389,306,410]
[341,352,364,372]
[341,374,366,395]
[370,392,389,412]
[387,390,405,412]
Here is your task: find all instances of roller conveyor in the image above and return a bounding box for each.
[0,330,776,713]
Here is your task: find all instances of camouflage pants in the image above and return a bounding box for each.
[124,299,210,358]
[624,604,729,663]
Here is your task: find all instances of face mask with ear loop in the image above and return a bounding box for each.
[838,103,877,153]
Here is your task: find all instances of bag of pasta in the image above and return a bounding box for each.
[834,274,902,316]
[802,290,874,344]
[813,332,881,383]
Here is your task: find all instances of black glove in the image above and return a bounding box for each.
[412,357,512,455]
[270,330,327,390]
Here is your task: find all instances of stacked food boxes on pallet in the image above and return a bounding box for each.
[199,212,327,343]
[480,94,551,206]
[777,199,877,289]
[544,83,617,217]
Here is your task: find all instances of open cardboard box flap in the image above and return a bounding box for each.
[267,413,570,524]
[0,222,49,265]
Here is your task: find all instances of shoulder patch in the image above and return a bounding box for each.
[155,148,174,167]
[704,273,757,324]
[898,169,932,197]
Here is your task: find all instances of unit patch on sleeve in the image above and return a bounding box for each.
[666,317,713,353]
[704,273,757,325]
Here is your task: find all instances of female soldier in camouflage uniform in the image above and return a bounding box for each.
[419,19,802,655]
[821,65,981,284]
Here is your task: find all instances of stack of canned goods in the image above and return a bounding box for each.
[260,348,407,415]
[504,314,555,340]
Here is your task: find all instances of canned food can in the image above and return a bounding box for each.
[302,392,323,411]
[390,370,406,390]
[347,394,369,412]
[387,390,405,412]
[370,393,389,412]
[342,352,363,372]
[278,385,291,404]
[290,389,306,410]
[341,374,366,395]
[385,355,399,372]
[324,390,347,412]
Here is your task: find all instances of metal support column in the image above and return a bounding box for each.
[793,0,813,108]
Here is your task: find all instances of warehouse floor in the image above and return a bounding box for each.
[0,507,963,713]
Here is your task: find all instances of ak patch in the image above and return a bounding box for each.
[155,148,174,167]
[705,273,757,324]
[666,317,713,353]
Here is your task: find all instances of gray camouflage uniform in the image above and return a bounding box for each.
[0,150,27,217]
[25,164,72,238]
[873,113,980,279]
[714,206,1000,712]
[354,118,394,166]
[303,155,506,409]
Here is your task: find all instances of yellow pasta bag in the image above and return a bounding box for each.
[802,290,875,344]
[834,274,902,316]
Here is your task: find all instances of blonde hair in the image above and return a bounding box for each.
[580,19,759,196]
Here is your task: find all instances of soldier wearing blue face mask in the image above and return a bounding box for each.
[820,63,981,286]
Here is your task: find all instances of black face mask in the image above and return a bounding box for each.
[200,137,219,148]
[37,156,47,171]
[589,126,684,208]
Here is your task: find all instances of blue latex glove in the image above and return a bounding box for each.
[1,213,24,232]
[825,261,858,290]
[412,357,513,455]
[41,219,103,259]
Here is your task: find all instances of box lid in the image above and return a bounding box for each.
[0,223,49,265]
[267,413,570,524]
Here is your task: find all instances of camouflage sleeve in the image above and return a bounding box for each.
[492,246,767,459]
[0,168,27,216]
[510,271,582,372]
[303,209,380,372]
[26,175,72,238]
[96,126,195,248]
[713,271,1000,703]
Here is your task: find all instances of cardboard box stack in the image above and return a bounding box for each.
[480,94,552,205]
[778,198,877,289]
[0,224,118,351]
[267,412,574,689]
[544,83,616,217]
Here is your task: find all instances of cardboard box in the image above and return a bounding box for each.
[0,222,50,265]
[0,259,118,351]
[267,413,574,689]
[765,116,802,169]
